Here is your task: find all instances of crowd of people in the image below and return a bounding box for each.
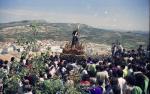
[0,43,150,94]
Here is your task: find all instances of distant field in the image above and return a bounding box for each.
[0,20,149,49]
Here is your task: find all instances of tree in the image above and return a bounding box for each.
[16,22,41,52]
[29,22,41,52]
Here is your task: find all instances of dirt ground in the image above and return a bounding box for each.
[0,52,21,61]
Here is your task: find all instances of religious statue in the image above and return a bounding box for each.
[71,29,79,48]
[62,24,84,55]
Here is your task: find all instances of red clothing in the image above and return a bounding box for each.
[80,81,91,86]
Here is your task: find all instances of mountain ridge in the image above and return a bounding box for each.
[0,20,148,33]
[0,20,149,49]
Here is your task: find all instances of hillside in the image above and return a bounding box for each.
[0,20,149,49]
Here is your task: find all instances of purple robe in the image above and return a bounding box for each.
[89,86,103,94]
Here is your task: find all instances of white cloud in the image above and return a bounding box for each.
[93,12,98,17]
[104,10,108,15]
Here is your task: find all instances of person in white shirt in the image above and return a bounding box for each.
[117,69,126,94]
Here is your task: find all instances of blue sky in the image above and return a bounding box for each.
[0,0,149,31]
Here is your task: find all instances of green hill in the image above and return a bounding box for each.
[0,20,149,49]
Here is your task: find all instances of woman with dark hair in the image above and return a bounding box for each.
[80,74,91,93]
[134,73,149,94]
[105,77,121,94]
[125,75,142,94]
[80,74,91,86]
